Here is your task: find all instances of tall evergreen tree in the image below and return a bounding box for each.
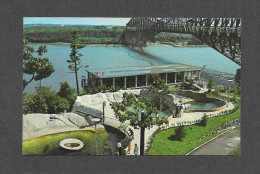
[67,31,88,95]
[207,77,215,93]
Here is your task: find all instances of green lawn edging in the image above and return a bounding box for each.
[146,106,241,155]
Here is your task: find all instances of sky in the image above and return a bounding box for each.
[24,17,131,26]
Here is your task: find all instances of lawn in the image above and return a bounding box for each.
[23,129,107,155]
[168,86,181,91]
[147,107,241,155]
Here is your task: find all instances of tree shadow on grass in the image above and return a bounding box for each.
[167,134,182,141]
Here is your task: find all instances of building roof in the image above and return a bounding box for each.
[86,64,202,78]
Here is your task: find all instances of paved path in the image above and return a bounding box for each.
[220,93,240,100]
[188,127,240,155]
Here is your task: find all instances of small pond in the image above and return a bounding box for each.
[23,129,122,155]
[185,101,224,111]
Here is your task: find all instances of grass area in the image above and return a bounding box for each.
[231,147,240,156]
[207,92,241,99]
[23,130,108,155]
[147,107,241,155]
[169,86,200,92]
[169,86,181,91]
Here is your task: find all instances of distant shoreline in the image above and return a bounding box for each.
[29,42,208,48]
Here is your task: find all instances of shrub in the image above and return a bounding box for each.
[86,87,93,94]
[198,114,207,127]
[92,87,100,94]
[116,86,121,91]
[108,86,117,92]
[57,81,76,111]
[168,126,186,141]
[207,77,215,93]
[23,93,48,114]
[23,86,70,114]
[79,89,87,96]
[181,78,199,91]
[46,95,70,114]
[98,84,107,93]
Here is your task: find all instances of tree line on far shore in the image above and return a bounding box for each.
[24,25,205,45]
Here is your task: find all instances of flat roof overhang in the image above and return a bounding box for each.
[86,64,202,78]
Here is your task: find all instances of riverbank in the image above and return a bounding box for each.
[29,42,124,47]
[28,42,207,48]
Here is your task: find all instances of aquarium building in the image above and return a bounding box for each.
[85,64,202,88]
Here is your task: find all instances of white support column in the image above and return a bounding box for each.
[145,75,148,86]
[198,71,201,80]
[100,78,103,85]
[124,76,126,87]
[175,73,177,83]
[183,72,186,82]
[113,77,115,87]
[135,76,138,88]
[165,73,168,84]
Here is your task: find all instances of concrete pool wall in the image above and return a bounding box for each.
[170,90,227,113]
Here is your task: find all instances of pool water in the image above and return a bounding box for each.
[22,130,121,155]
[185,101,222,110]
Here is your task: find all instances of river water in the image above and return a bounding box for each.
[24,44,240,94]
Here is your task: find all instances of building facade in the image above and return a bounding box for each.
[86,64,202,88]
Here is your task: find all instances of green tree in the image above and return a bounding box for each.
[23,93,48,114]
[168,126,186,141]
[212,85,220,98]
[181,78,196,90]
[23,87,70,114]
[198,114,207,127]
[147,74,170,113]
[110,92,168,155]
[174,126,186,141]
[57,81,76,111]
[207,77,215,93]
[23,39,55,90]
[67,31,88,95]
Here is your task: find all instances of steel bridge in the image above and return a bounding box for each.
[124,18,241,65]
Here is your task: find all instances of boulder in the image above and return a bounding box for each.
[64,113,89,127]
[23,113,89,135]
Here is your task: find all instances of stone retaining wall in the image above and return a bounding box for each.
[74,89,177,118]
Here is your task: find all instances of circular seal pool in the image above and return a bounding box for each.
[184,100,226,112]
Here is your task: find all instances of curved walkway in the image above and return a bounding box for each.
[188,127,240,155]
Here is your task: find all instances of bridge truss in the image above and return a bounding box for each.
[124,18,241,65]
